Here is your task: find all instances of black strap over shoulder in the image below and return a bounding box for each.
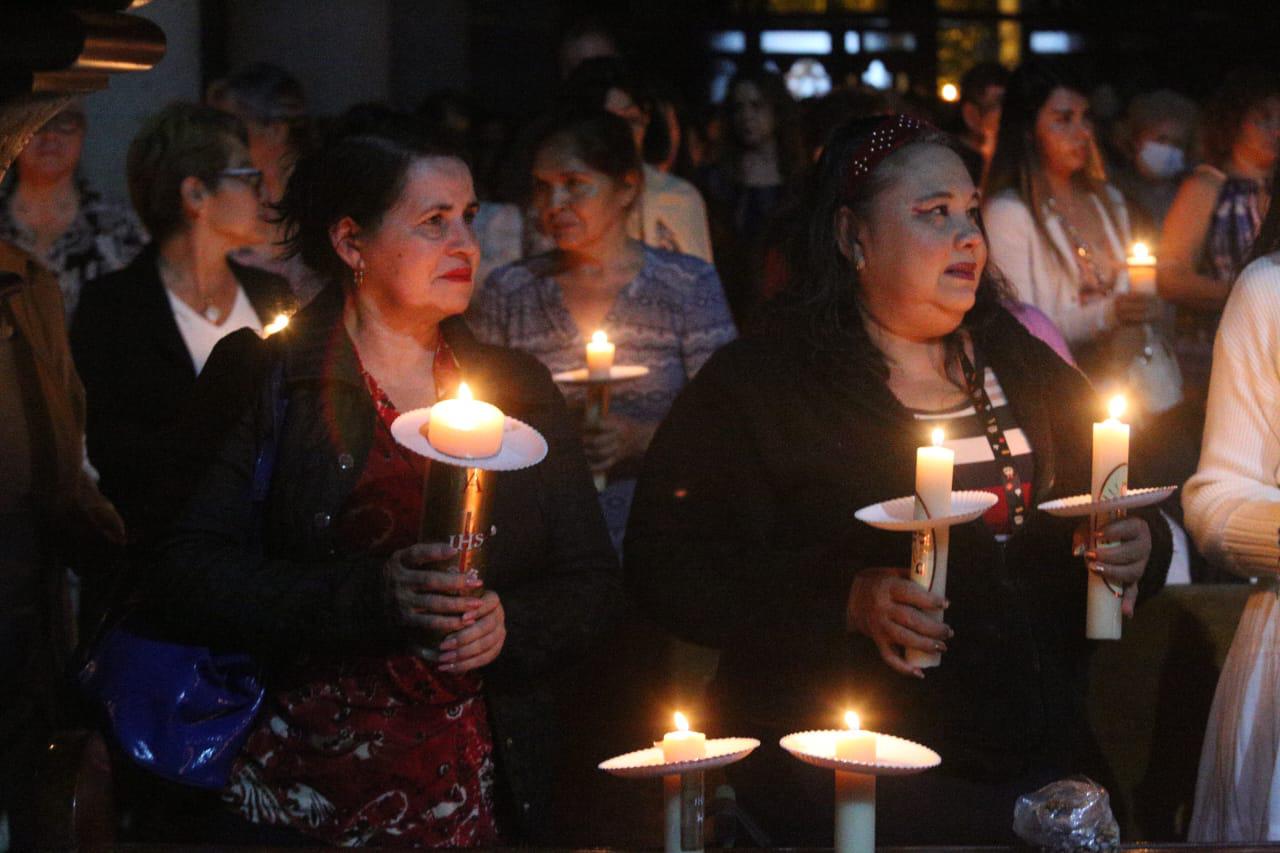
[958,349,1026,532]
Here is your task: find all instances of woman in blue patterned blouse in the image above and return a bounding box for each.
[470,110,737,549]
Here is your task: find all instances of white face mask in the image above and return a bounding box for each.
[1137,140,1186,179]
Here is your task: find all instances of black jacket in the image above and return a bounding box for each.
[626,307,1172,788]
[152,284,621,841]
[70,245,294,534]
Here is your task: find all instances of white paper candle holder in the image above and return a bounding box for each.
[599,738,759,853]
[1037,485,1177,640]
[780,730,940,853]
[855,490,998,667]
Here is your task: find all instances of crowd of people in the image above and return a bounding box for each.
[3,17,1280,849]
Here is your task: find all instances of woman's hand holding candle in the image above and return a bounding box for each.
[580,412,658,473]
[1074,516,1153,617]
[846,567,951,679]
[386,542,482,635]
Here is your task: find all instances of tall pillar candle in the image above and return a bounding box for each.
[1089,395,1130,639]
[835,771,876,853]
[910,428,954,668]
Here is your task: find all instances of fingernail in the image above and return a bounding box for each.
[947,627,955,639]
[934,641,946,652]
[943,600,951,609]
[1093,563,1107,576]
[914,669,925,679]
[439,663,455,672]
[1072,543,1085,557]
[441,638,457,650]
[439,652,456,663]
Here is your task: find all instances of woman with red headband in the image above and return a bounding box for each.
[626,114,1171,845]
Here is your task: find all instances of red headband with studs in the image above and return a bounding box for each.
[841,113,936,202]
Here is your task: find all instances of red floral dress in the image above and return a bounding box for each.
[224,341,501,847]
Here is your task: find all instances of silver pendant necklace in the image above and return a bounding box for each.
[203,300,222,323]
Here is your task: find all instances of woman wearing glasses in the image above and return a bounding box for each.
[0,100,147,321]
[70,103,293,539]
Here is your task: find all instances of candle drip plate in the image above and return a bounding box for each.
[391,409,549,471]
[553,365,651,384]
[1037,485,1177,518]
[855,490,998,532]
[779,731,940,776]
[598,737,760,779]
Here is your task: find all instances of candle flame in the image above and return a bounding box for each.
[673,711,690,733]
[591,329,609,345]
[1130,241,1151,261]
[1108,394,1126,421]
[940,82,959,103]
[457,381,474,402]
[845,711,861,732]
[931,427,945,448]
[262,312,291,337]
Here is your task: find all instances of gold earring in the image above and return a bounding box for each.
[854,251,866,273]
[353,265,365,288]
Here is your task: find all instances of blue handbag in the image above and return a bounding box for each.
[78,358,286,789]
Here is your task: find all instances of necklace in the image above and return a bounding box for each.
[1046,195,1113,303]
[158,255,224,324]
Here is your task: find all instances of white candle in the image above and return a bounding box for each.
[1126,242,1157,295]
[834,711,877,763]
[586,329,616,381]
[915,427,954,520]
[660,712,707,763]
[424,381,505,459]
[1088,395,1130,640]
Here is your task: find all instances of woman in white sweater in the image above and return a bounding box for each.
[1184,194,1280,841]
[983,62,1178,414]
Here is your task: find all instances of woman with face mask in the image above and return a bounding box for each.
[627,113,1169,845]
[1110,90,1197,234]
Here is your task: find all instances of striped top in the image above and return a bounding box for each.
[912,366,1034,539]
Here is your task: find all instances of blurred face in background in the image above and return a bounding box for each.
[730,81,776,150]
[604,87,650,155]
[1034,86,1094,178]
[559,30,620,80]
[190,134,272,248]
[17,104,86,185]
[1235,95,1280,171]
[962,84,1005,152]
[1132,117,1191,181]
[532,135,638,253]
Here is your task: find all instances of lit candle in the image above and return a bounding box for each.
[586,329,616,381]
[261,312,291,337]
[915,427,954,520]
[834,711,877,763]
[660,712,707,763]
[1126,242,1157,295]
[1089,395,1130,640]
[424,382,505,459]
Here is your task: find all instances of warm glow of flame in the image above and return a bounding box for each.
[940,82,959,103]
[1130,241,1151,261]
[1108,395,1126,421]
[591,329,609,346]
[457,381,474,402]
[262,312,291,337]
[845,711,861,732]
[674,711,690,733]
[932,427,945,448]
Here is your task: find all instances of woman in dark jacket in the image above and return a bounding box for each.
[153,130,619,845]
[626,115,1172,845]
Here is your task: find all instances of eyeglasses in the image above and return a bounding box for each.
[215,167,265,192]
[36,111,86,135]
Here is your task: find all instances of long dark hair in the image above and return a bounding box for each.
[720,68,805,184]
[781,115,1011,383]
[985,61,1119,273]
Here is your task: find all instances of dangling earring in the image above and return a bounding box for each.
[353,264,365,289]
[854,248,866,273]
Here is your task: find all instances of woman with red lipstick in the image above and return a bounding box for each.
[984,62,1174,414]
[627,114,1170,845]
[151,129,620,845]
[471,110,736,551]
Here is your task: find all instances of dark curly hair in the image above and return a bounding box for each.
[781,115,1011,384]
[274,126,464,284]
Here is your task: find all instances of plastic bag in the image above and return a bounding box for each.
[1012,776,1119,852]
